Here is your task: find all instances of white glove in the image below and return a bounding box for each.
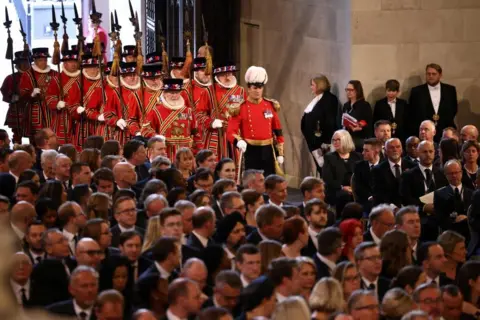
[116,119,127,130]
[31,88,41,97]
[56,101,66,110]
[237,140,247,153]
[98,114,105,122]
[77,106,85,114]
[11,94,19,103]
[135,132,141,136]
[277,156,284,164]
[212,119,223,129]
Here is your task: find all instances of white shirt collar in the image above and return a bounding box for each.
[10,279,30,304]
[30,250,44,262]
[154,261,171,279]
[276,292,288,302]
[240,274,251,288]
[118,224,136,233]
[304,93,323,113]
[388,159,401,169]
[419,163,433,172]
[166,308,187,320]
[73,299,93,319]
[362,276,379,294]
[62,229,75,241]
[426,275,440,285]
[257,229,270,242]
[181,233,187,245]
[192,230,209,248]
[11,223,24,240]
[9,171,19,183]
[308,226,320,250]
[369,159,380,167]
[268,199,283,207]
[316,253,336,273]
[369,228,382,245]
[387,98,397,104]
[428,83,441,90]
[450,184,462,192]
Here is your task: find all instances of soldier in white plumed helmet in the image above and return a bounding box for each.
[226,66,284,178]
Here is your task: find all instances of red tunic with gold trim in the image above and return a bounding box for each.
[1,71,27,142]
[82,73,107,140]
[104,77,140,145]
[197,80,245,160]
[141,95,201,161]
[126,83,162,136]
[227,97,284,177]
[19,66,58,137]
[45,70,81,145]
[191,78,215,148]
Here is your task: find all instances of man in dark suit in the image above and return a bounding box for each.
[355,242,391,301]
[110,196,145,248]
[124,139,150,182]
[297,176,335,224]
[265,174,291,207]
[214,180,240,221]
[434,160,472,241]
[69,162,92,192]
[46,266,98,319]
[136,194,168,230]
[202,270,242,316]
[301,199,330,257]
[24,221,47,265]
[37,149,57,184]
[187,207,216,251]
[112,162,141,202]
[373,79,408,143]
[300,77,340,172]
[268,257,303,302]
[118,231,152,281]
[409,63,458,142]
[395,206,422,263]
[363,204,395,246]
[372,138,415,207]
[312,227,343,280]
[401,141,448,240]
[468,189,480,257]
[163,278,205,320]
[353,138,382,212]
[235,244,262,288]
[10,252,34,308]
[403,136,420,164]
[417,242,452,286]
[186,150,217,193]
[246,204,285,245]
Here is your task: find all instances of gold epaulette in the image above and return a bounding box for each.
[227,97,244,117]
[264,97,280,112]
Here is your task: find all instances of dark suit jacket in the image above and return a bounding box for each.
[312,253,333,280]
[363,230,374,243]
[46,299,96,319]
[110,225,145,248]
[468,190,480,256]
[186,232,214,251]
[246,229,263,246]
[342,99,373,143]
[373,97,408,142]
[30,259,71,307]
[353,160,375,209]
[434,185,473,235]
[408,83,458,141]
[135,163,150,182]
[301,91,341,149]
[212,201,224,222]
[372,159,416,207]
[135,210,148,230]
[135,265,179,309]
[462,167,477,191]
[300,235,318,258]
[360,277,391,301]
[400,166,448,213]
[23,243,46,265]
[323,151,363,205]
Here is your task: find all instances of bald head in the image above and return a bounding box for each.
[418,140,435,166]
[76,238,103,268]
[8,150,33,175]
[182,258,208,289]
[133,309,157,320]
[461,125,479,142]
[113,162,137,188]
[444,160,462,187]
[11,251,32,285]
[10,201,36,232]
[420,120,436,142]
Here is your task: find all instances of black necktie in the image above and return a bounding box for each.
[132,262,139,281]
[73,235,78,246]
[394,164,401,179]
[454,187,464,213]
[62,181,68,191]
[79,311,87,320]
[35,256,42,264]
[368,283,376,291]
[370,164,374,170]
[20,288,28,305]
[425,169,434,191]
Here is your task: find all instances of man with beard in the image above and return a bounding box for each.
[227,66,284,177]
[45,49,81,145]
[19,48,58,139]
[214,212,247,266]
[24,221,47,265]
[105,61,142,145]
[142,78,201,161]
[127,53,164,136]
[1,51,31,143]
[301,199,329,257]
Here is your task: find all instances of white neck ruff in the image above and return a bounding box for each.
[144,80,162,91]
[32,64,51,74]
[62,68,81,78]
[215,75,237,89]
[160,93,185,110]
[106,76,118,88]
[194,73,212,87]
[82,69,101,81]
[120,77,141,90]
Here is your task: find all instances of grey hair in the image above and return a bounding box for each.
[144,194,168,211]
[41,150,58,164]
[70,265,99,284]
[174,200,196,211]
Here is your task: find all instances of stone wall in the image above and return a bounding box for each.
[351,0,480,128]
[240,0,351,186]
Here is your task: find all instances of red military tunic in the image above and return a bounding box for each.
[227,97,284,177]
[191,77,215,149]
[197,79,245,160]
[142,94,201,161]
[126,82,162,136]
[81,71,107,140]
[45,69,81,145]
[19,65,58,137]
[1,71,27,142]
[104,77,139,145]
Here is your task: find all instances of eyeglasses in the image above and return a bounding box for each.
[419,297,443,305]
[361,255,382,262]
[354,304,379,311]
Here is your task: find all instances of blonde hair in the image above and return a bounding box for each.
[272,296,311,320]
[86,192,110,220]
[175,147,194,169]
[309,277,346,313]
[296,256,317,274]
[142,216,163,253]
[332,129,355,154]
[311,75,331,94]
[381,288,415,319]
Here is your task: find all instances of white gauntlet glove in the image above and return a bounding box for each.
[277,156,284,164]
[135,132,142,136]
[116,119,127,130]
[77,106,85,114]
[56,101,66,110]
[97,114,105,122]
[11,94,19,103]
[31,88,41,97]
[212,119,223,129]
[237,140,247,153]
